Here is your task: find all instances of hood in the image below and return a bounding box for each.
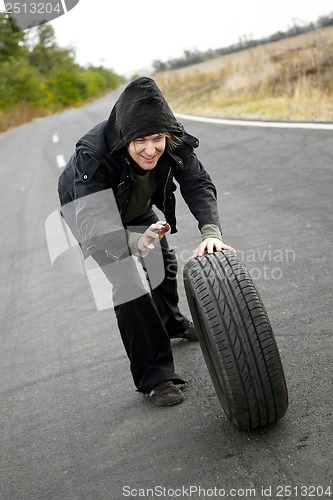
[106,77,184,154]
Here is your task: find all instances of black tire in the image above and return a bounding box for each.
[183,251,288,431]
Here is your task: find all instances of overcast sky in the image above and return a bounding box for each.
[28,0,333,75]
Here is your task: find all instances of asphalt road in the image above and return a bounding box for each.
[0,88,332,500]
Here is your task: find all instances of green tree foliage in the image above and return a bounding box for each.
[0,13,26,63]
[28,24,77,76]
[0,57,41,107]
[0,12,125,120]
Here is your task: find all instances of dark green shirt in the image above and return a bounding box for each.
[123,169,157,224]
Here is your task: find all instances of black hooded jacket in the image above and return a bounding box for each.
[58,77,222,260]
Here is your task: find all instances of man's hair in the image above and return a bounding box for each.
[128,132,183,152]
[165,132,183,150]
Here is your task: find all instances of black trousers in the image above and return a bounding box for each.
[92,210,189,393]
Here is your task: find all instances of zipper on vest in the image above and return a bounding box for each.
[163,167,172,212]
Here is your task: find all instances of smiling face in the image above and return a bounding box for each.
[127,133,167,171]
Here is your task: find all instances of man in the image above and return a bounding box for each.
[58,77,234,407]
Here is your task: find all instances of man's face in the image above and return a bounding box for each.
[127,134,166,171]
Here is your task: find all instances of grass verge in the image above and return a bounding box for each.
[155,26,333,122]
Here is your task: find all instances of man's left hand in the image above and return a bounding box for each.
[189,238,236,260]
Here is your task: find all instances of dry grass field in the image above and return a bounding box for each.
[154,26,333,122]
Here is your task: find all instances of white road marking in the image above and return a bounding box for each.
[175,113,333,131]
[52,133,59,143]
[56,154,66,168]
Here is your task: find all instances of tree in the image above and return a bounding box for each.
[0,12,26,63]
[0,14,124,130]
[28,23,77,76]
[317,13,333,28]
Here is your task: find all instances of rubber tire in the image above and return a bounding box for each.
[183,251,288,431]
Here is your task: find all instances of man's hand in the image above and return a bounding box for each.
[137,221,170,253]
[189,238,236,260]
[158,222,170,238]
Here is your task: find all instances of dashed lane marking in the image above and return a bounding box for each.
[56,154,66,168]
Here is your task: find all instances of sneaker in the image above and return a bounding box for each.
[171,322,198,341]
[149,381,185,407]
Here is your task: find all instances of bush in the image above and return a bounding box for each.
[45,71,82,109]
[0,58,42,109]
[76,71,108,100]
